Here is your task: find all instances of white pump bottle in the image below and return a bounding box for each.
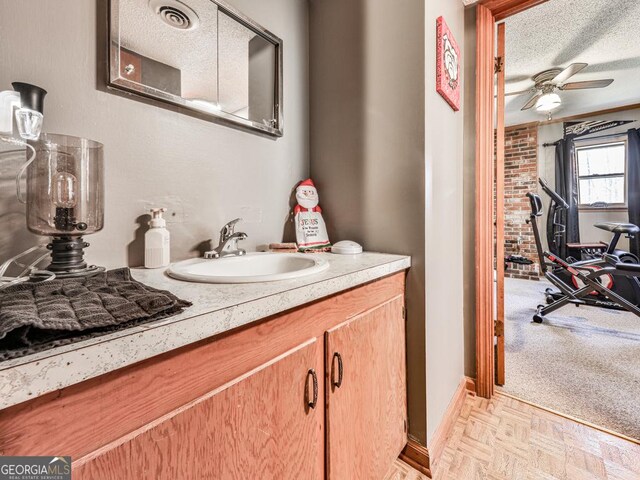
[145,208,170,268]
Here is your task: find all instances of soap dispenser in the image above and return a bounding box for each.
[145,208,170,268]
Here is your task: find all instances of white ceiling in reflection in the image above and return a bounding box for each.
[118,0,257,111]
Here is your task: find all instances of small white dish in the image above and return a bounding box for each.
[331,240,363,255]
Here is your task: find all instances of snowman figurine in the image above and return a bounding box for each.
[294,178,331,252]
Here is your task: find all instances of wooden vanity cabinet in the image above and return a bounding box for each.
[0,272,407,480]
[75,339,325,480]
[326,297,407,479]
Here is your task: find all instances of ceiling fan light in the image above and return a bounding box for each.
[535,92,561,112]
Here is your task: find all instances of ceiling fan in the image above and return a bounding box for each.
[506,63,614,113]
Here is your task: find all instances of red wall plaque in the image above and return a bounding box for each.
[436,16,461,111]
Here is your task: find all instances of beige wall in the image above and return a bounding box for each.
[424,1,467,443]
[309,0,470,444]
[0,0,309,268]
[309,0,428,442]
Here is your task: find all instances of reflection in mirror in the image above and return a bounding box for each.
[218,11,276,126]
[109,0,283,136]
[117,0,219,104]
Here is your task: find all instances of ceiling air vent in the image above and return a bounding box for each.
[149,0,200,31]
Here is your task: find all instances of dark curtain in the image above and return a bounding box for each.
[554,138,580,259]
[628,128,640,259]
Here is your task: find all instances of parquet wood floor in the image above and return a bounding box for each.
[386,392,640,480]
[385,459,431,480]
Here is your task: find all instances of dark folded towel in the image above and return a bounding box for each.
[0,268,191,360]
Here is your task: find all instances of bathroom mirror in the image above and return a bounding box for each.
[109,0,283,136]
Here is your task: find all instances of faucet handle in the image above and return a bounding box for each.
[226,217,242,228]
[220,217,243,240]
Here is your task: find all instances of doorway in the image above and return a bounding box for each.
[490,0,640,441]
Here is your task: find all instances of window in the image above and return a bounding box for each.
[576,138,627,208]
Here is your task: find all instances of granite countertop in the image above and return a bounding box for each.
[0,252,410,410]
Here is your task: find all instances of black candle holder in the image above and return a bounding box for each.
[45,237,104,278]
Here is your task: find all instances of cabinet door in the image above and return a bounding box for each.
[325,296,407,479]
[74,339,324,480]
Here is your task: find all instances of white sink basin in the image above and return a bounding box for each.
[167,252,330,284]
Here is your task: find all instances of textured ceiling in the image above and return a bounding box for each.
[503,0,640,125]
[120,0,219,101]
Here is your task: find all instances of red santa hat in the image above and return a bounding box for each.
[297,178,316,189]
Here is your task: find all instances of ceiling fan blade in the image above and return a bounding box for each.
[551,63,588,84]
[560,79,614,90]
[521,92,542,111]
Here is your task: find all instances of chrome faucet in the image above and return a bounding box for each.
[205,218,248,259]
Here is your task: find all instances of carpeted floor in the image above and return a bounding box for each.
[503,276,640,440]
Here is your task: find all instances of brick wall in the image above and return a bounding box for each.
[503,125,540,280]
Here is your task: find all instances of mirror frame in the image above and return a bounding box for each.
[108,0,284,137]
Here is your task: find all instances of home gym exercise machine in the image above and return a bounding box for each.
[526,190,640,323]
[539,177,639,264]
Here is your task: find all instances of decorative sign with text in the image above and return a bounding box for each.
[564,120,633,138]
[294,179,331,252]
[436,16,461,111]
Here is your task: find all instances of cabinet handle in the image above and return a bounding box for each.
[331,352,343,388]
[306,369,318,409]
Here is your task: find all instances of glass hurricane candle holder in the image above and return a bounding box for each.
[26,133,104,277]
